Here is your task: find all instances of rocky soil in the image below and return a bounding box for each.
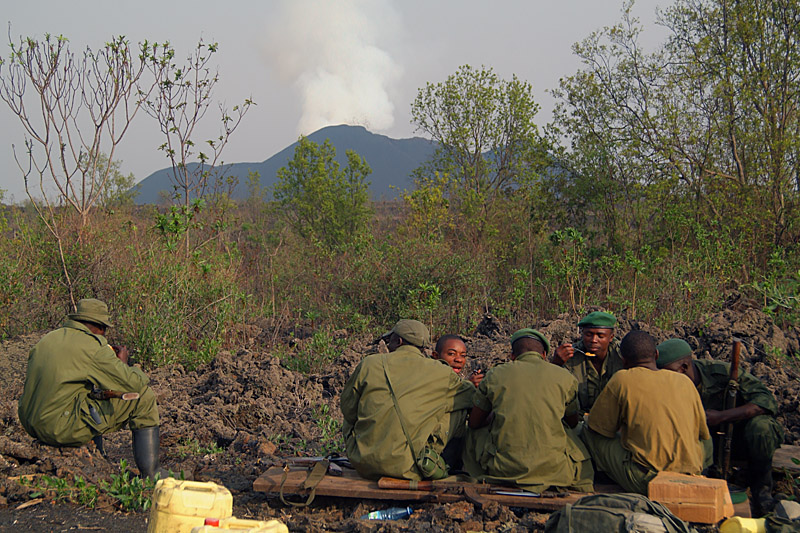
[0,303,798,532]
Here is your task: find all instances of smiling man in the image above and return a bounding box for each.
[551,311,623,413]
[432,334,484,387]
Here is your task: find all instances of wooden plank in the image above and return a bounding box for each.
[253,463,760,516]
[253,466,589,510]
[254,466,462,503]
[773,444,800,473]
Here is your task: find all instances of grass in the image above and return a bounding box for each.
[314,404,345,455]
[176,437,225,459]
[22,474,99,507]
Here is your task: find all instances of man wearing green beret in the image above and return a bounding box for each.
[462,329,594,491]
[18,299,165,479]
[340,319,475,480]
[582,331,710,494]
[657,338,784,515]
[552,311,624,413]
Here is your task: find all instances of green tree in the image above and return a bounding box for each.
[82,152,138,209]
[411,64,551,246]
[141,39,253,255]
[553,0,800,261]
[274,137,372,249]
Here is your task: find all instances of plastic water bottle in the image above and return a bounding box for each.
[359,506,413,520]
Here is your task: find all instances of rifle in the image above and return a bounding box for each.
[89,388,140,401]
[377,476,574,509]
[719,340,741,480]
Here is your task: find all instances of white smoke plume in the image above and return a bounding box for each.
[264,0,403,135]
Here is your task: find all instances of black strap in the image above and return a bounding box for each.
[382,354,425,479]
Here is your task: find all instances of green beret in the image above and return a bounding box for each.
[656,339,693,368]
[577,311,617,329]
[385,319,430,348]
[68,298,112,328]
[510,328,550,356]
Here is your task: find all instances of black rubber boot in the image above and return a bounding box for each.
[132,426,167,480]
[92,435,107,458]
[749,459,776,517]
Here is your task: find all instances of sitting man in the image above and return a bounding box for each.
[340,319,475,480]
[18,299,165,479]
[552,311,624,413]
[657,338,784,515]
[582,330,710,494]
[463,328,594,492]
[432,334,484,387]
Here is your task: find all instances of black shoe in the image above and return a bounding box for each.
[748,459,776,517]
[132,426,168,480]
[92,435,107,458]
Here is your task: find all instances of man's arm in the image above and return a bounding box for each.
[90,345,149,392]
[340,362,364,426]
[705,403,766,428]
[563,376,581,428]
[469,376,492,429]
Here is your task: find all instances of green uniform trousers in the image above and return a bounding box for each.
[582,427,714,494]
[715,414,784,464]
[69,387,159,446]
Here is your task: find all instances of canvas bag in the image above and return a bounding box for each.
[544,493,696,533]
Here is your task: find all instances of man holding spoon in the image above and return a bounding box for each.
[551,311,624,413]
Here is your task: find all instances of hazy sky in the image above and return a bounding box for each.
[1,0,667,201]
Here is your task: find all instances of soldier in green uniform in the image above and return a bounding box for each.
[551,311,624,412]
[463,329,594,491]
[582,331,711,494]
[340,319,475,481]
[657,338,784,515]
[18,299,165,479]
[432,334,484,387]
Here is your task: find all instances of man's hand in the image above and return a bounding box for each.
[112,345,130,365]
[552,344,574,366]
[469,370,485,388]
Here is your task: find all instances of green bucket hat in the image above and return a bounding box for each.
[509,328,550,356]
[656,338,693,368]
[384,319,430,348]
[68,298,112,328]
[577,311,617,329]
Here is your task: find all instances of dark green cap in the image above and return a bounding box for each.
[509,328,550,356]
[384,319,430,348]
[577,311,617,329]
[68,298,112,328]
[656,338,693,368]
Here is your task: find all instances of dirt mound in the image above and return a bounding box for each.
[0,307,798,531]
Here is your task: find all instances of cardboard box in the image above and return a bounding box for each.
[648,471,735,524]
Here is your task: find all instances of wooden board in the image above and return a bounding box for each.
[253,462,754,518]
[253,465,588,511]
[774,444,800,473]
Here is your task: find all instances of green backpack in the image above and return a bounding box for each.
[544,493,696,533]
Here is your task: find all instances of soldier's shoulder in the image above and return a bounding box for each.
[695,358,730,375]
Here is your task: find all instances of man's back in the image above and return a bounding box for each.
[18,320,149,446]
[340,345,474,480]
[470,352,590,489]
[588,367,709,473]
